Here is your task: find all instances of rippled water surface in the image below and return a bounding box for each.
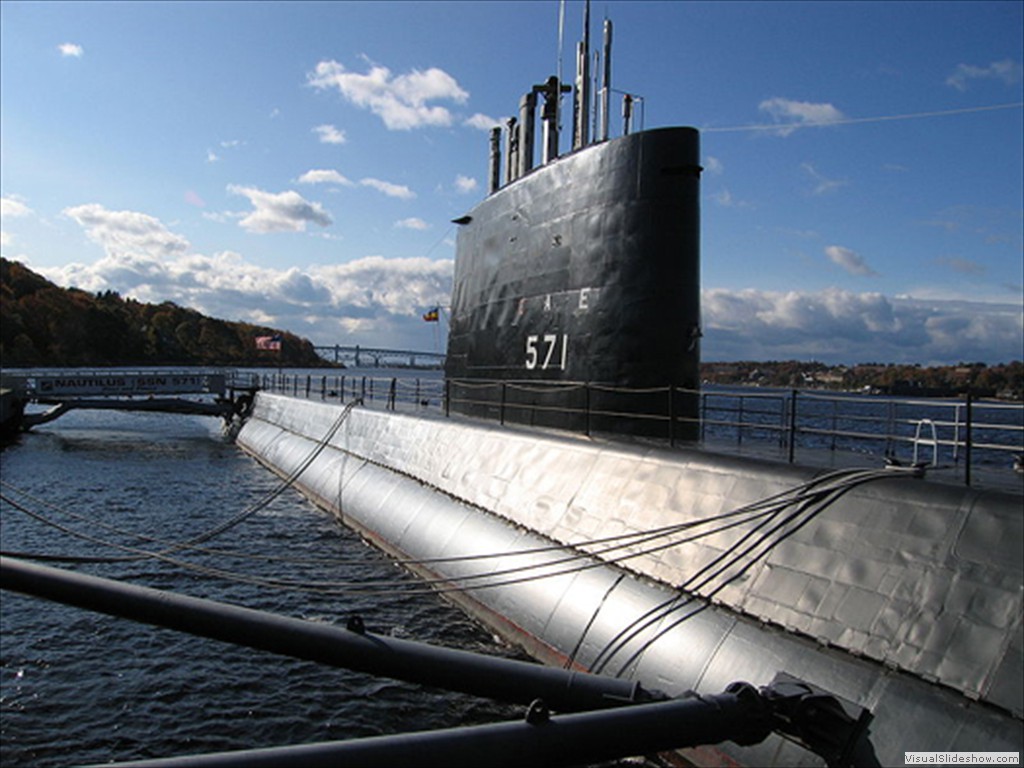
[1,408,520,766]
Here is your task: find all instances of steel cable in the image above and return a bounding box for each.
[587,468,911,677]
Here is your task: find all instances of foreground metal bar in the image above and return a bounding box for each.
[0,557,655,712]
[93,686,772,768]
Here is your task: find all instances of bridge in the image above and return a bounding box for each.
[0,370,253,433]
[314,344,445,369]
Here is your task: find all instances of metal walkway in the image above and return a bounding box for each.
[0,370,252,431]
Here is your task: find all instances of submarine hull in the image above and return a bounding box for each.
[237,393,1024,767]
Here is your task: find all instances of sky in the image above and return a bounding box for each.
[1,0,1022,366]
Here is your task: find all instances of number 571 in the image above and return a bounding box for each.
[525,334,568,370]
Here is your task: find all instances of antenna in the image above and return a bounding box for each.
[556,0,566,131]
[574,0,591,149]
[599,16,612,141]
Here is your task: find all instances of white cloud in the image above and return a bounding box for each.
[310,256,452,317]
[454,175,477,194]
[710,189,751,208]
[58,43,83,57]
[36,227,454,350]
[946,59,1022,91]
[801,163,847,195]
[702,287,1023,364]
[1,196,33,221]
[63,203,190,257]
[308,60,469,130]
[825,245,877,276]
[360,177,415,200]
[464,113,502,131]
[758,98,845,136]
[395,217,429,230]
[712,189,734,207]
[206,149,220,163]
[703,156,723,175]
[313,124,347,144]
[936,256,985,276]
[0,231,11,247]
[227,185,333,233]
[297,169,354,186]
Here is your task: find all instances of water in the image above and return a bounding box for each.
[0,406,521,766]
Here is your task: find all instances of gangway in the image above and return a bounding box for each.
[0,369,255,431]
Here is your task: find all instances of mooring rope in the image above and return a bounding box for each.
[0,399,359,564]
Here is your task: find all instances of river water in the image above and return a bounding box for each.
[0,405,522,766]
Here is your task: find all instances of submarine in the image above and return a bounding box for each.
[236,4,1023,765]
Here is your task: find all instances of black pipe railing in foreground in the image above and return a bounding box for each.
[91,678,876,768]
[97,688,770,768]
[2,557,874,768]
[0,557,652,713]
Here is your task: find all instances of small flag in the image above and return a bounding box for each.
[422,307,439,322]
[255,334,282,351]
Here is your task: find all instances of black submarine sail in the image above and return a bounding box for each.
[445,6,702,437]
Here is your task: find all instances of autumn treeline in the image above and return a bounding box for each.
[1,259,327,368]
[701,359,1023,399]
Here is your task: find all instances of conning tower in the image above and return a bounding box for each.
[447,4,701,439]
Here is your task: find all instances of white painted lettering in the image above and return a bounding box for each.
[525,335,539,370]
[524,332,570,371]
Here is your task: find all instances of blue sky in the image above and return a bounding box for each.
[1,0,1021,365]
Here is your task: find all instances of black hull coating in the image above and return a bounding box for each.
[446,128,701,436]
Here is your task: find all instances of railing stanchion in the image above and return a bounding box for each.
[668,384,675,447]
[584,383,591,437]
[778,393,786,449]
[964,391,973,487]
[787,389,798,464]
[701,392,707,442]
[830,399,839,452]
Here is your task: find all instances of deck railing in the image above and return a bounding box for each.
[240,372,1023,489]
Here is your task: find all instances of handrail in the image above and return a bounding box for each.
[247,373,1023,488]
[912,419,939,467]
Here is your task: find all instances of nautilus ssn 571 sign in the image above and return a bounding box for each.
[33,374,225,397]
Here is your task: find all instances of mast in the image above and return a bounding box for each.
[573,0,591,150]
[599,17,612,142]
